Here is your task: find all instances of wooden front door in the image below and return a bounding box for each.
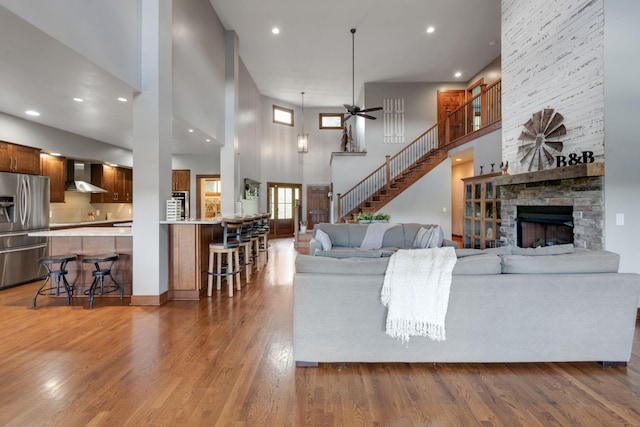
[267,182,301,237]
[306,185,330,230]
[437,90,466,146]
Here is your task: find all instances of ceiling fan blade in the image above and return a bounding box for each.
[343,114,354,121]
[358,113,377,120]
[359,106,383,113]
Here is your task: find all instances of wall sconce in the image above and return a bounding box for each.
[297,91,308,153]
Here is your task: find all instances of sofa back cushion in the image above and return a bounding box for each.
[501,250,620,274]
[296,254,390,275]
[314,223,352,247]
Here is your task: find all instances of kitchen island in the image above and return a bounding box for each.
[28,227,132,297]
[160,220,223,300]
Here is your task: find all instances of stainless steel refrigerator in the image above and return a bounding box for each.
[0,172,49,289]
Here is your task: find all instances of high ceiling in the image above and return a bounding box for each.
[0,1,501,156]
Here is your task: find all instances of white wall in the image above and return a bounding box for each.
[0,0,141,89]
[603,0,640,275]
[383,160,453,239]
[172,0,226,141]
[501,0,605,174]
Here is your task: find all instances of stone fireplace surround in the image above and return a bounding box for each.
[494,163,605,250]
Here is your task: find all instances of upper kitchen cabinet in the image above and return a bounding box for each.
[172,170,190,192]
[0,141,41,175]
[40,154,66,203]
[91,164,132,203]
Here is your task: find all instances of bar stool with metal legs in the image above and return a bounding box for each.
[32,255,77,309]
[238,216,255,285]
[253,213,269,270]
[82,254,123,309]
[207,218,242,297]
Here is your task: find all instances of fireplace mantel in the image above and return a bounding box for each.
[493,163,604,186]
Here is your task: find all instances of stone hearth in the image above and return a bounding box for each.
[494,163,604,250]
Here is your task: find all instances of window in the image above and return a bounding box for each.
[273,105,294,126]
[319,113,344,129]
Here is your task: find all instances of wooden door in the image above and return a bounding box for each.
[267,182,301,237]
[437,90,466,146]
[306,185,330,230]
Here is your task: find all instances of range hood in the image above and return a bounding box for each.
[65,160,107,193]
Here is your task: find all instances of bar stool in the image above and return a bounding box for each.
[238,216,255,285]
[253,213,269,269]
[32,255,77,309]
[82,254,123,309]
[208,218,242,297]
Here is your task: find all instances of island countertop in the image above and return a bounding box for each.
[28,227,132,237]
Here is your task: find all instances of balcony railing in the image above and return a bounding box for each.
[337,79,501,221]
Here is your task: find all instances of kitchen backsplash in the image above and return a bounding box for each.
[50,192,132,223]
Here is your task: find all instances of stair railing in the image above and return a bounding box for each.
[337,79,501,222]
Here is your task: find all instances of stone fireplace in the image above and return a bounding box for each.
[494,163,604,250]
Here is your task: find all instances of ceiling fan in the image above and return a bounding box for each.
[344,28,382,121]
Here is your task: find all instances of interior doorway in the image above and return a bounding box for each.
[196,175,221,220]
[437,90,466,145]
[267,182,301,236]
[306,185,330,230]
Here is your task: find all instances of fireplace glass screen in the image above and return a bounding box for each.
[516,206,573,248]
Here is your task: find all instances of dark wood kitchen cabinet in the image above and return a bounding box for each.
[172,169,190,192]
[40,154,66,203]
[0,141,41,174]
[91,164,133,203]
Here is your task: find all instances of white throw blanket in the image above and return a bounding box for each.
[381,247,457,343]
[360,223,398,250]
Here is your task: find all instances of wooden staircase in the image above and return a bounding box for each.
[337,80,502,222]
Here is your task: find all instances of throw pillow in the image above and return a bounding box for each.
[426,225,444,248]
[315,229,333,251]
[412,226,433,248]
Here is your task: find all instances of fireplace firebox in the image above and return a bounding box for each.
[516,206,573,248]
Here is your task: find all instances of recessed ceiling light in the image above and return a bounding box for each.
[188,129,194,133]
[73,97,84,102]
[117,97,128,102]
[456,158,462,162]
[25,110,40,116]
[426,26,435,34]
[50,152,62,157]
[272,27,280,35]
[454,71,462,78]
[205,139,211,143]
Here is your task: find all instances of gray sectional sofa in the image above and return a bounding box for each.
[293,245,640,366]
[308,222,457,257]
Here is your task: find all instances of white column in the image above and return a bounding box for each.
[131,0,173,303]
[220,30,239,217]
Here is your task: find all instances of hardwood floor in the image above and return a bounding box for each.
[1,238,639,426]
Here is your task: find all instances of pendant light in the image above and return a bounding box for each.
[297,91,308,153]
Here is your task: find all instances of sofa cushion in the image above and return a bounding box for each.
[501,250,620,274]
[456,246,513,258]
[381,224,406,248]
[315,224,351,247]
[295,254,390,275]
[315,249,383,258]
[511,244,575,256]
[315,229,332,251]
[452,253,502,275]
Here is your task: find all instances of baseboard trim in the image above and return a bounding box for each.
[130,291,169,306]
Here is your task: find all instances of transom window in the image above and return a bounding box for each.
[319,113,344,129]
[273,105,294,126]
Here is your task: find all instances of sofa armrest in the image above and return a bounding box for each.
[309,238,322,255]
[443,239,458,249]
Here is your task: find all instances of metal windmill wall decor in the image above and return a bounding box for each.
[517,108,566,171]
